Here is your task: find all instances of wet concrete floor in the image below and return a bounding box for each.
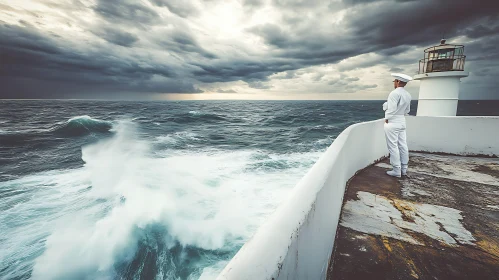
[328,153,499,280]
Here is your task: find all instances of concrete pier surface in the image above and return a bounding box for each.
[328,153,499,280]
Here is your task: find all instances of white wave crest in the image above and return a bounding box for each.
[67,115,99,123]
[156,131,199,145]
[189,110,202,116]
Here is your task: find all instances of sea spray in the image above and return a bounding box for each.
[29,120,312,279]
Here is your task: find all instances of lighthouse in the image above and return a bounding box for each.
[414,39,468,116]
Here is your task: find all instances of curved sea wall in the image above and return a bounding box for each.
[217,116,499,280]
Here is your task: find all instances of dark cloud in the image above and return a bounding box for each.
[191,58,294,83]
[0,23,202,98]
[378,46,409,56]
[342,0,378,5]
[93,0,160,26]
[91,26,139,47]
[458,34,499,62]
[248,24,289,48]
[1,76,202,99]
[389,67,403,72]
[273,71,297,79]
[247,81,272,89]
[462,23,499,39]
[343,0,440,6]
[18,20,33,27]
[150,0,199,18]
[0,24,170,80]
[252,0,499,68]
[157,29,217,59]
[347,0,499,50]
[217,89,237,93]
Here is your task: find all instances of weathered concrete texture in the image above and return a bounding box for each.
[328,153,499,280]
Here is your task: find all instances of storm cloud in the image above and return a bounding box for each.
[91,26,139,47]
[1,0,498,99]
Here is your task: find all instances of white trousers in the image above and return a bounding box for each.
[384,122,409,171]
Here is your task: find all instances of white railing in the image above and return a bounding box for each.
[217,116,499,280]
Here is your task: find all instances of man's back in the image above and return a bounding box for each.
[385,87,411,121]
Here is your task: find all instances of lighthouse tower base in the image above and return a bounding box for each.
[414,71,469,116]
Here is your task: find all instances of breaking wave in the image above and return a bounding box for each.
[11,121,316,280]
[51,115,112,136]
[0,116,112,143]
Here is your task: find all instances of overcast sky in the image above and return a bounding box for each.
[1,0,498,100]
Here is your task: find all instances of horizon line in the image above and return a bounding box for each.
[0,98,496,101]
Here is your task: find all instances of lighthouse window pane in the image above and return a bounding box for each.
[437,49,454,59]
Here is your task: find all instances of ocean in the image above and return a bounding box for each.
[0,100,497,280]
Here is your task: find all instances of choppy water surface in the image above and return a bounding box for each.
[0,99,495,279]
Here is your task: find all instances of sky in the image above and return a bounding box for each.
[1,0,498,100]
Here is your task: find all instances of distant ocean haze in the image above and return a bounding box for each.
[0,100,497,280]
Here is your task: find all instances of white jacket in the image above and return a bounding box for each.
[384,87,411,123]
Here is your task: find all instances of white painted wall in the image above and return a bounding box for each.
[417,99,458,116]
[217,116,499,280]
[414,72,468,116]
[407,116,499,156]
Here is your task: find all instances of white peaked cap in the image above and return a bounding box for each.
[391,73,413,83]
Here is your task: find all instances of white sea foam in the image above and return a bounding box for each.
[156,131,200,145]
[199,261,229,280]
[314,136,335,146]
[13,120,321,279]
[189,110,201,116]
[67,115,99,123]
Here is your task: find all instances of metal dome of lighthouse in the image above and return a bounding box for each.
[418,39,466,74]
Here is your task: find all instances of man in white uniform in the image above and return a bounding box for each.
[383,73,412,178]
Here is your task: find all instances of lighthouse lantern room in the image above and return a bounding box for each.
[414,39,469,116]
